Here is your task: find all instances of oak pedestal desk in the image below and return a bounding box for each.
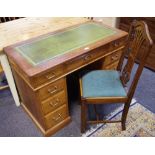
[4,21,128,136]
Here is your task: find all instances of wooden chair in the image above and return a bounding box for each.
[79,20,153,133]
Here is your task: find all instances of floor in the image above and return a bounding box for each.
[0,63,155,137]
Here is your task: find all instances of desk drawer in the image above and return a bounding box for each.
[103,50,122,66]
[33,65,64,88]
[38,78,66,101]
[41,90,67,115]
[104,61,119,70]
[66,45,107,72]
[109,37,126,51]
[45,105,68,129]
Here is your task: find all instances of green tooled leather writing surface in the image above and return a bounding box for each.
[15,22,116,66]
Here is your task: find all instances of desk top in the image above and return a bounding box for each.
[0,17,88,54]
[15,22,116,66]
[4,20,128,77]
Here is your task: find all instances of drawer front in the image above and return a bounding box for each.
[45,105,68,129]
[109,37,126,51]
[38,78,66,101]
[41,90,67,115]
[66,45,108,72]
[65,54,85,72]
[103,50,122,67]
[104,61,119,70]
[33,65,64,88]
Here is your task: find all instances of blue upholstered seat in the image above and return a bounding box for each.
[81,70,127,98]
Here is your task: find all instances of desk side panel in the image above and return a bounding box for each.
[12,67,46,129]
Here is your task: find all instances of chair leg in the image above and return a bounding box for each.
[93,104,99,121]
[81,102,87,133]
[121,101,131,130]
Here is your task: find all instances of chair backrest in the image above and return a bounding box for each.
[117,20,153,99]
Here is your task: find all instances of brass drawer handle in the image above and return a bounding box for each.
[49,98,60,107]
[111,54,119,61]
[46,73,56,80]
[113,41,119,47]
[48,86,58,94]
[52,113,62,122]
[84,55,92,61]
